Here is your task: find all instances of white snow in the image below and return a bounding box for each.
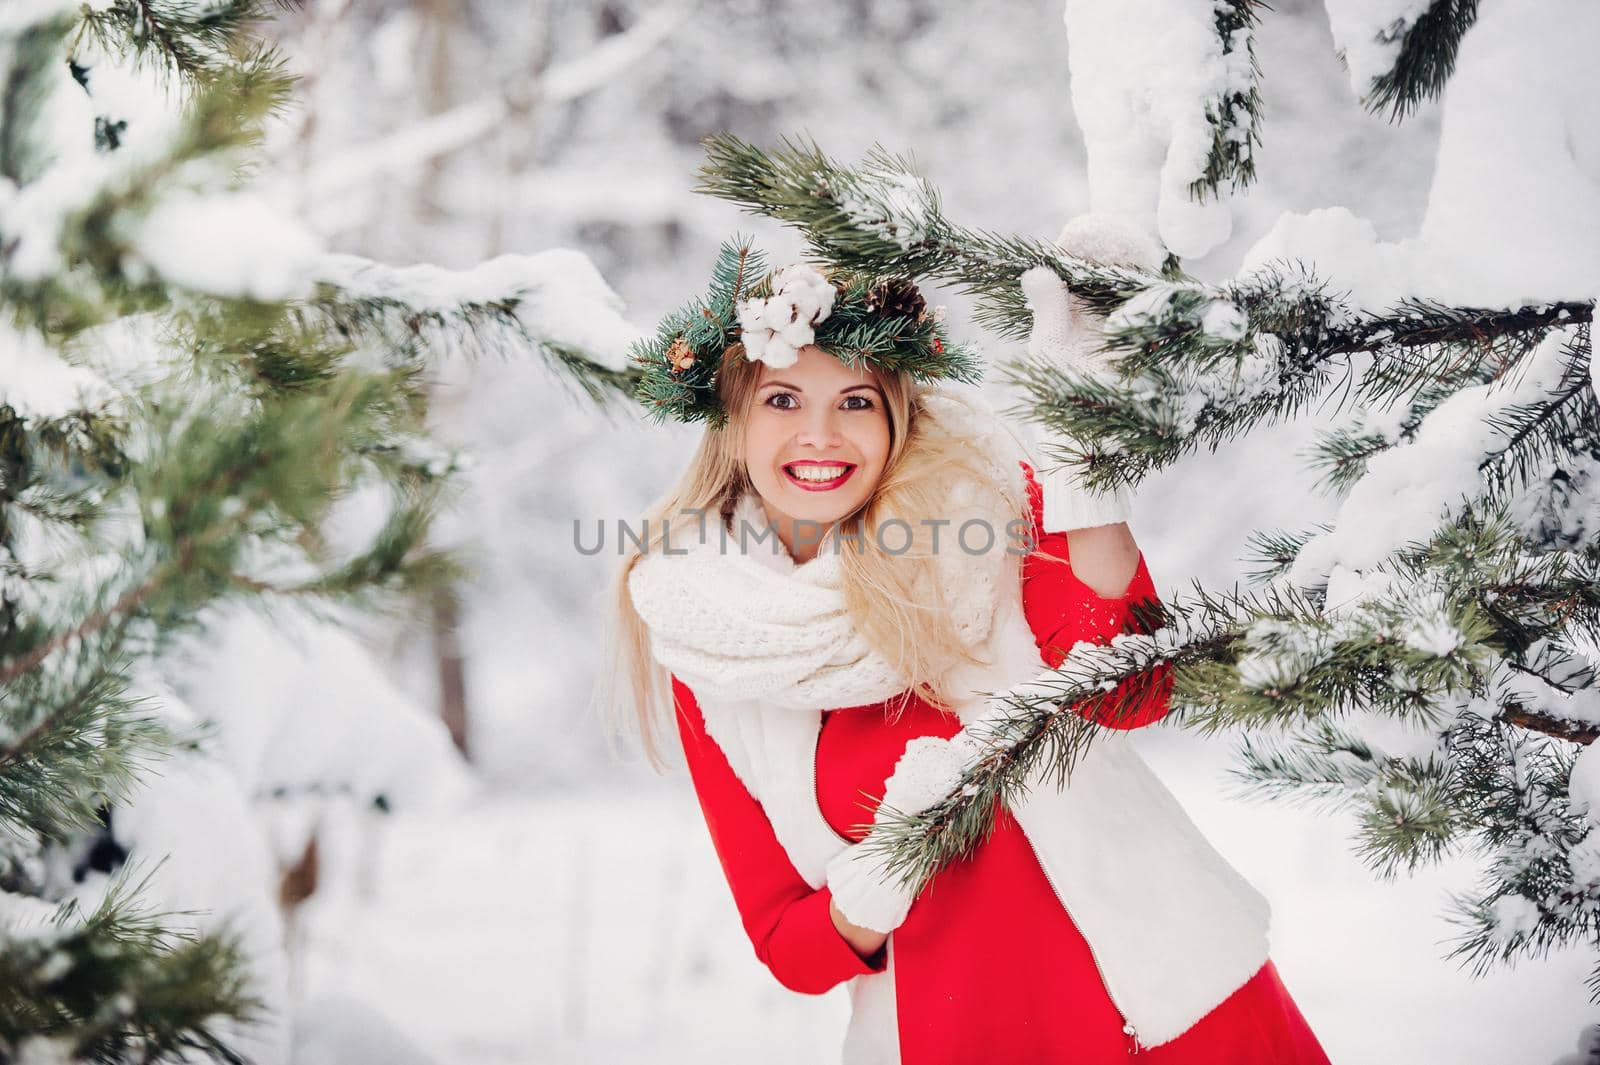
[314,249,642,371]
[0,323,118,421]
[1398,592,1463,658]
[1239,1,1600,312]
[839,168,935,251]
[1592,285,1600,405]
[1322,563,1402,616]
[73,669,295,1064]
[1344,702,1447,763]
[0,0,79,33]
[1288,325,1579,584]
[125,190,324,301]
[1321,0,1433,99]
[1104,279,1186,331]
[1569,744,1600,826]
[1413,0,1600,307]
[1235,205,1425,315]
[161,606,479,809]
[12,1035,77,1065]
[0,889,62,938]
[1497,658,1600,731]
[1234,617,1336,693]
[0,30,186,285]
[1198,298,1248,342]
[1486,893,1542,945]
[1061,0,1255,258]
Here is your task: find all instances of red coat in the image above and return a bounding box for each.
[671,478,1331,1063]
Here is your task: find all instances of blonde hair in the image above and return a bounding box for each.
[594,345,1035,772]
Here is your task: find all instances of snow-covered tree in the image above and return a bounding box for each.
[0,0,639,1058]
[693,0,1600,1001]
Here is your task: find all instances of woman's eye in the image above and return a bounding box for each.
[764,392,874,411]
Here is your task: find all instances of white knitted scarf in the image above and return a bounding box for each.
[628,389,1037,717]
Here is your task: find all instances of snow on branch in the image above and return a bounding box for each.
[1061,0,1265,256]
[695,133,1596,501]
[1324,0,1479,119]
[299,4,694,201]
[310,248,646,405]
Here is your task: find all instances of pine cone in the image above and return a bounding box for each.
[667,337,696,373]
[864,278,926,321]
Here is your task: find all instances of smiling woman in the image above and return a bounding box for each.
[598,251,1330,1065]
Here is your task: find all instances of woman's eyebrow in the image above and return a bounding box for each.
[760,380,884,395]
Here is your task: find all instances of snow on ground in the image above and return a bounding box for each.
[293,759,1599,1065]
[293,785,849,1064]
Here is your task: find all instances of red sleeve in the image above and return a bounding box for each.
[1021,530,1174,729]
[670,675,888,993]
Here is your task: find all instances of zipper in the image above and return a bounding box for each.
[814,711,852,844]
[1015,816,1143,1055]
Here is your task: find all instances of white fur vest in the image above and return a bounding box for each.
[628,389,1272,1058]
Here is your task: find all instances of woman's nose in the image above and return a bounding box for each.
[794,406,845,449]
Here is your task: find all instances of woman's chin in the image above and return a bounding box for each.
[776,490,861,530]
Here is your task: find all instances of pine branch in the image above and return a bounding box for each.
[1436,708,1597,980]
[695,135,1596,495]
[868,497,1600,901]
[1502,704,1600,746]
[0,645,167,841]
[308,288,643,409]
[0,863,264,1063]
[860,596,1204,890]
[1474,325,1597,499]
[1302,320,1595,531]
[6,58,300,339]
[1193,0,1266,201]
[0,0,637,1053]
[75,0,303,86]
[696,133,1595,346]
[1239,525,1329,586]
[1,12,79,185]
[1360,0,1480,121]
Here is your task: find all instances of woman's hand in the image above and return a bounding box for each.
[823,736,974,937]
[1020,211,1164,533]
[830,895,889,960]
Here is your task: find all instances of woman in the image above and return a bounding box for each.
[600,233,1330,1063]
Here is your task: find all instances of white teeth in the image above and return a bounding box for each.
[787,464,850,482]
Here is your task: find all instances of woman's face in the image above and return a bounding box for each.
[743,344,891,556]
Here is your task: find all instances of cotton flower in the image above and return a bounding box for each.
[736,262,836,369]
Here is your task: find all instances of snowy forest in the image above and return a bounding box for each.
[2,0,1598,1063]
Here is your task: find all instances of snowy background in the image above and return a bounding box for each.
[78,1,1600,1062]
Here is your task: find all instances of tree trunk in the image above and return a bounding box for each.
[432,582,470,757]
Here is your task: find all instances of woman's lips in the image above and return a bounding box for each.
[782,462,856,491]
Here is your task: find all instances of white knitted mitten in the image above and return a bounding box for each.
[1021,211,1165,532]
[824,734,979,934]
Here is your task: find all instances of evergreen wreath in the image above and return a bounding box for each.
[631,234,983,428]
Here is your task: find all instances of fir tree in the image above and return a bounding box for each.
[0,1,639,1059]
